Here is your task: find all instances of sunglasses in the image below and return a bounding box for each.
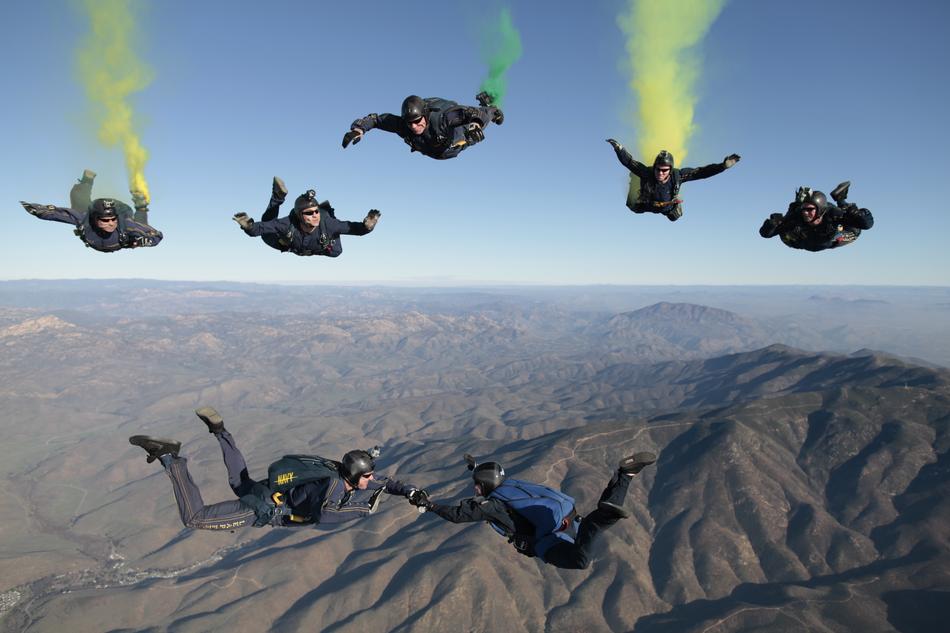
[655,167,671,173]
[300,209,320,216]
[97,216,118,223]
[407,117,424,125]
[360,473,374,480]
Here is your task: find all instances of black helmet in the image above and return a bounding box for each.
[472,461,506,495]
[401,95,427,123]
[294,189,319,213]
[653,150,674,168]
[340,449,375,487]
[800,189,828,217]
[88,198,119,220]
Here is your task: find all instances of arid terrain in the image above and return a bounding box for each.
[0,282,946,632]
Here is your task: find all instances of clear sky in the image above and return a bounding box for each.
[1,0,948,285]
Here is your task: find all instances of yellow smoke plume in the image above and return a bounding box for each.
[77,0,153,202]
[619,0,726,164]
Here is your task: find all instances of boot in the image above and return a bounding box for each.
[80,169,96,184]
[830,181,851,205]
[619,452,657,476]
[129,435,181,464]
[195,406,225,434]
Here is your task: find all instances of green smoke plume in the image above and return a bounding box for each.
[478,8,522,107]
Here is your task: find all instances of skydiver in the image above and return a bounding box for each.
[233,180,379,257]
[606,139,740,221]
[405,451,657,570]
[759,182,874,252]
[20,169,162,252]
[128,407,420,530]
[342,92,504,160]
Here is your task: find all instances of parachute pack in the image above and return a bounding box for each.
[266,454,340,493]
[488,478,576,539]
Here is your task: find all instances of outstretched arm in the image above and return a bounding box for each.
[233,214,292,237]
[325,211,380,237]
[838,205,874,230]
[759,213,788,238]
[21,202,83,226]
[343,113,405,147]
[606,140,651,178]
[680,154,740,182]
[428,496,507,524]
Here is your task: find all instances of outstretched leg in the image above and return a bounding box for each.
[162,455,256,530]
[261,177,287,222]
[541,452,656,569]
[69,169,95,211]
[129,435,255,530]
[195,407,256,498]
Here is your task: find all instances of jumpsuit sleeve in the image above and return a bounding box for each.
[613,148,651,179]
[679,162,727,182]
[368,476,414,497]
[428,497,509,524]
[243,217,292,237]
[440,106,490,128]
[351,113,405,135]
[759,213,787,238]
[22,203,84,226]
[843,206,874,230]
[325,214,371,237]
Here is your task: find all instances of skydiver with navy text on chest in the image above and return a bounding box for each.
[129,408,421,530]
[233,181,379,258]
[20,169,162,252]
[343,93,504,160]
[606,139,740,221]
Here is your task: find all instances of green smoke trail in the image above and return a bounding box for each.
[619,0,727,164]
[478,8,522,107]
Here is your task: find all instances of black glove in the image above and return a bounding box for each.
[407,489,431,509]
[463,123,485,145]
[723,154,741,168]
[233,212,254,231]
[342,129,363,148]
[760,213,785,238]
[363,209,381,231]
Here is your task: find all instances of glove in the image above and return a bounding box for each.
[407,488,431,509]
[760,213,785,238]
[463,122,485,145]
[233,212,254,230]
[342,128,363,148]
[723,153,741,169]
[363,209,381,231]
[21,202,46,216]
[606,138,623,152]
[795,186,812,203]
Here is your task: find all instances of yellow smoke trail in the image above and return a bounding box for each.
[619,0,726,164]
[77,0,153,202]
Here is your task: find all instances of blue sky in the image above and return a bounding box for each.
[1,0,948,285]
